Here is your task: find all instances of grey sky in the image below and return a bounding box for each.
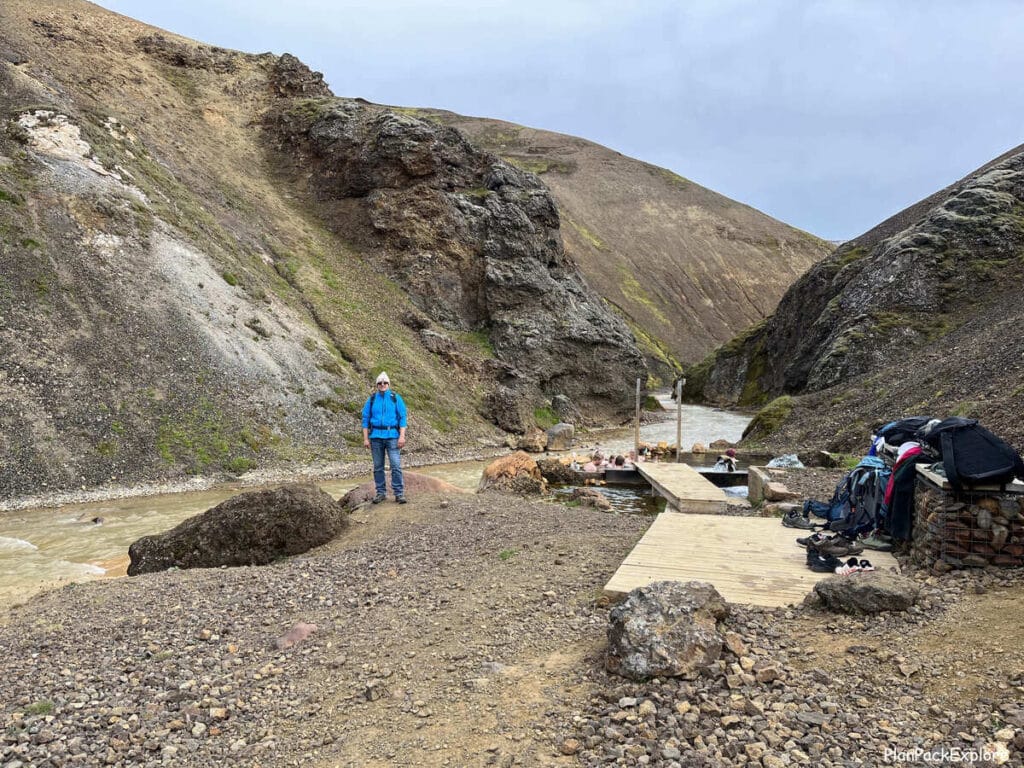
[93,0,1024,242]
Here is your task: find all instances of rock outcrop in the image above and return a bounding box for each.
[127,484,346,575]
[265,97,647,425]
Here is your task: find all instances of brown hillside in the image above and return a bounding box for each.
[411,111,831,370]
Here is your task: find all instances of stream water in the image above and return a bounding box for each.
[0,401,751,608]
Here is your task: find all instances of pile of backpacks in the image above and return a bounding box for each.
[782,416,1024,568]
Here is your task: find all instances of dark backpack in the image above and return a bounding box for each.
[916,417,1024,490]
[876,416,933,446]
[804,456,890,536]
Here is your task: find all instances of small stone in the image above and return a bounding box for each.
[559,738,581,755]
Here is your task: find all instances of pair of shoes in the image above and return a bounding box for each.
[808,536,864,557]
[859,533,893,551]
[807,551,843,573]
[372,494,386,504]
[834,557,877,575]
[782,510,816,529]
[396,495,407,504]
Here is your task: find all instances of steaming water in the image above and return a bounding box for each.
[0,401,750,608]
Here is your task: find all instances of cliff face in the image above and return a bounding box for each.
[690,144,1024,453]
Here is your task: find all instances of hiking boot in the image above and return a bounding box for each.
[396,495,407,504]
[371,494,386,504]
[796,532,829,547]
[859,533,893,551]
[782,510,816,529]
[807,536,864,557]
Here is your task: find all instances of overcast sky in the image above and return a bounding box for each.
[93,0,1024,242]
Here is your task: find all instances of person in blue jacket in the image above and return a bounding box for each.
[361,371,409,504]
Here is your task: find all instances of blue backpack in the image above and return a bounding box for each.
[804,456,891,535]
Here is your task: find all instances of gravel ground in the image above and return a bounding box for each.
[2,473,1023,767]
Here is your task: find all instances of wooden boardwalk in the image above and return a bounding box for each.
[635,462,729,513]
[604,512,900,607]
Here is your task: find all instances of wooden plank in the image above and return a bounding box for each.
[636,463,729,513]
[603,511,900,607]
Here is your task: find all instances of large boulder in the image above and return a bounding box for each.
[813,570,920,614]
[478,451,546,495]
[339,471,467,508]
[606,580,730,680]
[127,484,346,575]
[517,428,548,452]
[546,423,575,451]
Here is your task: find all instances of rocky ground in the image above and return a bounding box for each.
[2,474,1023,767]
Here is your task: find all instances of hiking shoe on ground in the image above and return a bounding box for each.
[807,552,843,573]
[859,534,893,551]
[396,495,407,504]
[808,537,864,557]
[782,510,816,529]
[371,494,386,504]
[796,532,829,547]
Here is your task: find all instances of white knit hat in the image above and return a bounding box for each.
[375,371,390,384]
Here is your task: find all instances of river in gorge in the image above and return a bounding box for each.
[0,400,752,608]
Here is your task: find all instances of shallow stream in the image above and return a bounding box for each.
[0,401,751,608]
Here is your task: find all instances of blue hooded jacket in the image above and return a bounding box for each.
[361,390,408,439]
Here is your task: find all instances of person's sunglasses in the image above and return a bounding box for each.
[377,382,389,387]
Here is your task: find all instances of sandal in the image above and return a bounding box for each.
[858,559,875,572]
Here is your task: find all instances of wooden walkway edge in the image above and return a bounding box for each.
[603,511,900,607]
[635,462,729,513]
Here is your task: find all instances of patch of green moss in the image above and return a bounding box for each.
[25,700,54,716]
[564,217,607,250]
[504,156,574,175]
[741,395,793,440]
[619,270,669,325]
[835,245,867,267]
[643,395,661,411]
[157,66,199,102]
[460,329,494,357]
[226,456,256,474]
[534,406,558,429]
[221,272,239,286]
[868,311,952,342]
[156,398,258,474]
[0,187,22,205]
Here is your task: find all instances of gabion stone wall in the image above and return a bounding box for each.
[911,478,1024,570]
